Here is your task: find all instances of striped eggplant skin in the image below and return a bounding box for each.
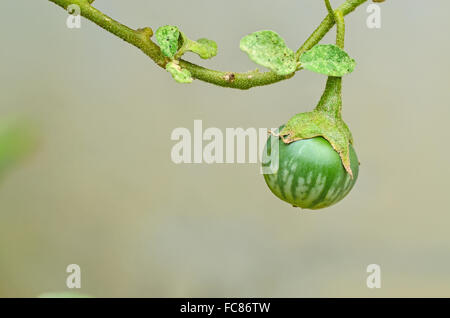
[262,135,359,210]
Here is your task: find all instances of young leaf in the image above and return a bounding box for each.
[155,25,180,58]
[176,33,218,60]
[190,38,218,59]
[156,25,218,60]
[300,44,356,76]
[165,61,193,83]
[240,30,297,76]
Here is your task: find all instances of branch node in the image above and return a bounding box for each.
[136,27,154,40]
[223,73,236,82]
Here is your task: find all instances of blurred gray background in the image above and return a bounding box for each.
[0,0,449,297]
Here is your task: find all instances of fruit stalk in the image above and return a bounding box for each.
[315,2,345,121]
[315,77,343,119]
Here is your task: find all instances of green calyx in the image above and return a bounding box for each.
[279,76,355,177]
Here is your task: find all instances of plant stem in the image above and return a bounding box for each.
[296,0,366,58]
[315,77,342,118]
[324,0,345,48]
[48,0,367,90]
[324,0,335,17]
[315,2,346,118]
[335,10,346,49]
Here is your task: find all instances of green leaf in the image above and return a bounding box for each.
[155,25,180,58]
[165,61,193,83]
[190,38,218,59]
[156,26,218,60]
[240,30,297,76]
[300,44,356,76]
[176,33,218,60]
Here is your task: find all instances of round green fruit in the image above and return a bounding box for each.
[262,134,359,210]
